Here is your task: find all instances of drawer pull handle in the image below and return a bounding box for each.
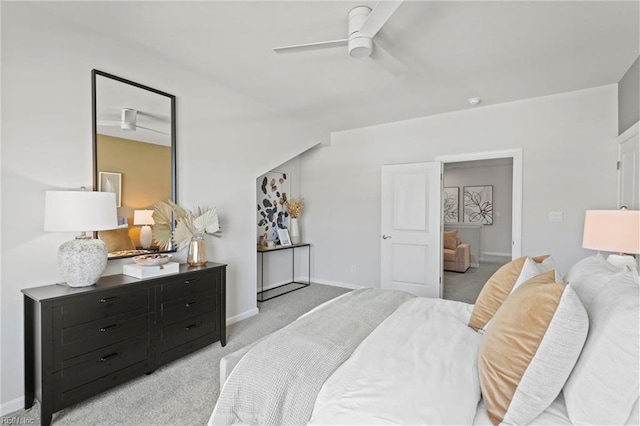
[185,301,197,307]
[184,279,198,285]
[98,296,120,304]
[100,352,119,362]
[185,324,198,331]
[99,324,119,333]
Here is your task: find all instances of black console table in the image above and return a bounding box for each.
[257,243,310,302]
[22,262,226,426]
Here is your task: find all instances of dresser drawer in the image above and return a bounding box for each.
[161,271,220,302]
[60,313,150,360]
[160,312,217,353]
[161,292,216,326]
[58,335,149,392]
[61,287,150,327]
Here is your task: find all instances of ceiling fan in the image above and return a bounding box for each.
[97,108,169,135]
[273,0,407,76]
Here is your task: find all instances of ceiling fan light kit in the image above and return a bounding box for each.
[348,6,373,58]
[121,107,137,131]
[273,0,407,75]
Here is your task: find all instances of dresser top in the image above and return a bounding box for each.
[22,262,226,302]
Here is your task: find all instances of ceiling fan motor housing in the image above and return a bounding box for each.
[121,108,137,131]
[348,6,373,58]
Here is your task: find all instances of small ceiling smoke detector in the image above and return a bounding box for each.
[468,97,481,106]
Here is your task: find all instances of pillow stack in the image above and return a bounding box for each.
[477,270,589,425]
[562,254,640,425]
[468,255,551,331]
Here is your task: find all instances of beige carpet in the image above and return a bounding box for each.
[443,260,506,304]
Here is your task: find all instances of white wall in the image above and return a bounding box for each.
[443,162,513,256]
[0,3,323,412]
[300,85,619,288]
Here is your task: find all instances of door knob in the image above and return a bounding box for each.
[382,235,392,239]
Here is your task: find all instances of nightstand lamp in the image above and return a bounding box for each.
[134,209,155,249]
[44,190,118,287]
[583,208,640,269]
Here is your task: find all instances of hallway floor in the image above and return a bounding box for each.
[443,260,507,305]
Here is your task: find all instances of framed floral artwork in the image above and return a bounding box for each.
[443,187,459,223]
[463,185,493,225]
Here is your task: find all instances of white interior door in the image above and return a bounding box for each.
[618,124,639,210]
[381,162,442,298]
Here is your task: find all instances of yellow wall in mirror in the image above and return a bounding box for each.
[97,134,172,247]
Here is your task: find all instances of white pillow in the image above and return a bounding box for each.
[563,268,640,425]
[513,256,561,291]
[564,253,624,305]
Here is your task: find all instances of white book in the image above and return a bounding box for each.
[123,261,180,279]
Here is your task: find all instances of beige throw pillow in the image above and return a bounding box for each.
[443,230,459,250]
[478,271,588,425]
[468,255,549,331]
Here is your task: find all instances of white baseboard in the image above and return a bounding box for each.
[1,396,25,417]
[470,262,480,268]
[482,252,511,258]
[226,307,258,326]
[310,278,366,290]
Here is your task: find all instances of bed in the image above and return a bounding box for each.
[210,254,639,425]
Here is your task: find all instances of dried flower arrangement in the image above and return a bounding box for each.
[285,197,304,219]
[152,200,221,251]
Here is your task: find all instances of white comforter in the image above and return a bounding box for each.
[309,297,483,425]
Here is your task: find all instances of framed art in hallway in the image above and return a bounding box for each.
[463,185,493,225]
[443,187,459,223]
[98,171,122,207]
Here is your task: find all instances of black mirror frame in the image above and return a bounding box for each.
[91,69,177,256]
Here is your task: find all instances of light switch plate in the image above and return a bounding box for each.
[548,211,563,222]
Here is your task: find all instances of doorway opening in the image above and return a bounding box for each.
[436,149,522,303]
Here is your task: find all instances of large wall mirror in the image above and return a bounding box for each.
[92,69,176,259]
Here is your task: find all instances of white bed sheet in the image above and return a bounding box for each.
[309,297,483,425]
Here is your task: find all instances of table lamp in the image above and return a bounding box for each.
[134,209,155,249]
[44,190,118,287]
[582,208,640,269]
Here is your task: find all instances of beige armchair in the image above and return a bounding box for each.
[443,229,470,273]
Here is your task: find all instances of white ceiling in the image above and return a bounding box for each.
[34,1,639,134]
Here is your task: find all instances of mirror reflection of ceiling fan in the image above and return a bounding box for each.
[97,108,169,135]
[273,0,407,76]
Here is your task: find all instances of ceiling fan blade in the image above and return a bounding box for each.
[273,39,348,54]
[359,0,403,39]
[371,40,408,76]
[136,124,170,135]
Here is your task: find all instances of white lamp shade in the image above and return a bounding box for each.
[583,210,640,254]
[134,209,155,226]
[44,191,118,232]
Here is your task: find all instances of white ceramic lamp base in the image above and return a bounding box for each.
[58,238,108,287]
[140,225,153,249]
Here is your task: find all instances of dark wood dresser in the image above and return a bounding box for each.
[22,262,226,426]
